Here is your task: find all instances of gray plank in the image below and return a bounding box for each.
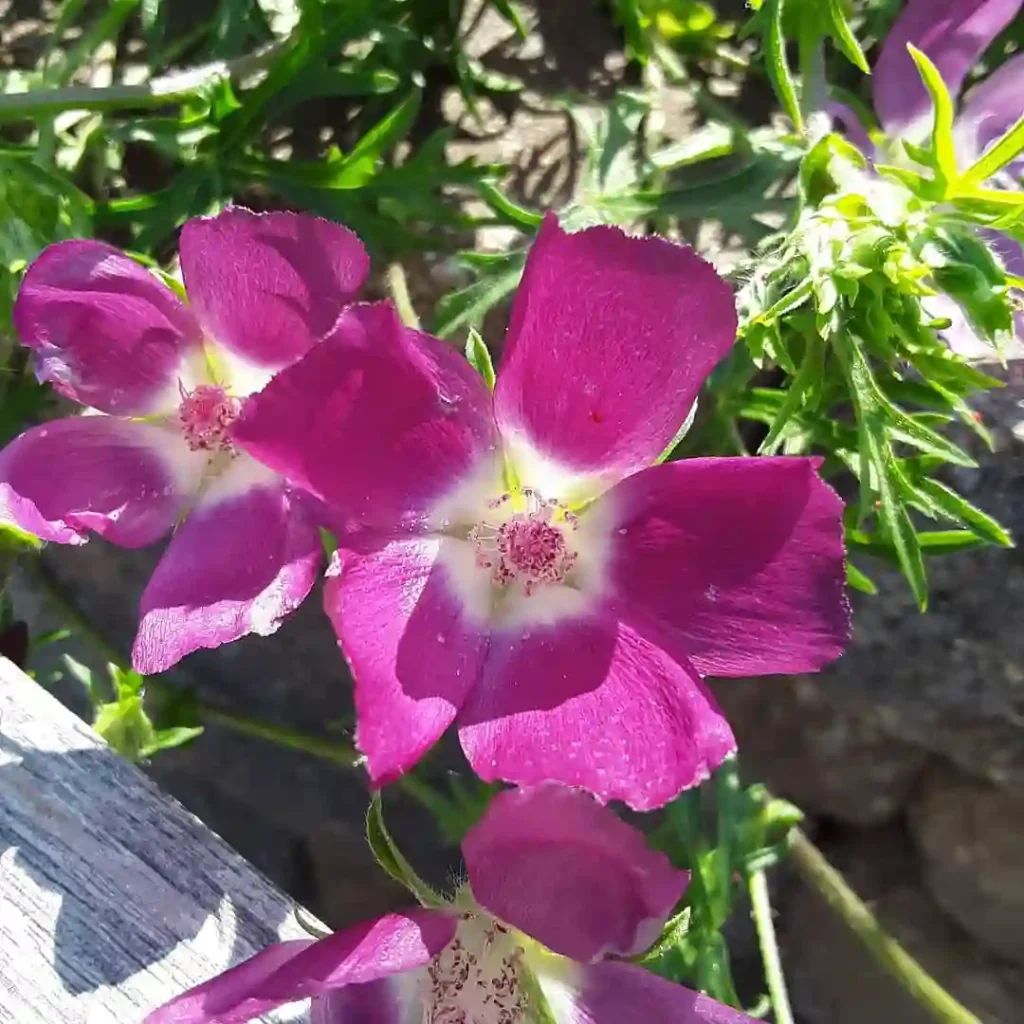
[0,657,318,1023]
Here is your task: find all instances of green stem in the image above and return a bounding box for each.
[386,262,421,330]
[790,829,981,1024]
[0,36,287,122]
[199,705,358,768]
[25,553,358,768]
[748,868,795,1024]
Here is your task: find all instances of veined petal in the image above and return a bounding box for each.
[0,416,205,548]
[236,301,498,533]
[457,611,735,811]
[874,0,1020,139]
[463,784,688,963]
[143,911,453,1024]
[132,456,322,674]
[604,458,849,678]
[493,214,736,488]
[325,536,489,786]
[180,207,369,372]
[539,960,754,1024]
[13,240,201,415]
[956,53,1024,175]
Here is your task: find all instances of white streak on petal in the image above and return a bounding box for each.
[196,450,279,508]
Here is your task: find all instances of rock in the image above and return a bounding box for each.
[711,676,928,826]
[780,824,1024,1024]
[909,763,1024,966]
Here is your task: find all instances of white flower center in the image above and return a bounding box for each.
[468,489,579,597]
[426,916,529,1024]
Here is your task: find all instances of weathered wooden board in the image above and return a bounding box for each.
[0,657,317,1023]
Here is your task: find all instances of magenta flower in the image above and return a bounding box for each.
[235,214,849,811]
[0,207,369,674]
[833,0,1024,357]
[144,784,755,1024]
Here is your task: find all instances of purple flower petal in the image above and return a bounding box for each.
[457,612,735,811]
[236,301,498,532]
[324,536,489,786]
[144,911,452,1024]
[493,214,736,484]
[541,960,755,1024]
[463,783,689,962]
[604,457,848,679]
[12,240,201,415]
[827,101,877,160]
[956,54,1024,174]
[874,0,1020,138]
[0,416,205,547]
[312,977,417,1024]
[180,207,369,370]
[144,940,315,1024]
[132,458,322,674]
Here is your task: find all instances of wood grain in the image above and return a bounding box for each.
[0,657,318,1023]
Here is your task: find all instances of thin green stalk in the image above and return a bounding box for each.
[748,868,795,1024]
[0,36,287,122]
[24,553,359,769]
[386,262,421,330]
[790,829,981,1024]
[199,705,358,768]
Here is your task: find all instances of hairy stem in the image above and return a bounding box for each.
[386,262,421,330]
[748,868,795,1024]
[790,829,981,1024]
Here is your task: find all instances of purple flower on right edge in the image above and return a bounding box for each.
[235,213,850,812]
[832,0,1024,359]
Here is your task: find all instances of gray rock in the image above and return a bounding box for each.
[909,763,1024,966]
[711,675,928,826]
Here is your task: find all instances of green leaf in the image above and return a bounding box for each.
[432,251,526,338]
[758,335,823,454]
[846,561,877,595]
[916,529,986,553]
[764,0,803,131]
[636,908,693,965]
[959,112,1024,187]
[477,181,542,229]
[911,477,1013,546]
[487,0,529,37]
[0,523,42,557]
[366,794,445,908]
[839,332,975,467]
[93,695,156,762]
[62,653,107,708]
[465,327,496,390]
[328,90,423,189]
[139,725,204,759]
[906,44,958,183]
[825,0,869,73]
